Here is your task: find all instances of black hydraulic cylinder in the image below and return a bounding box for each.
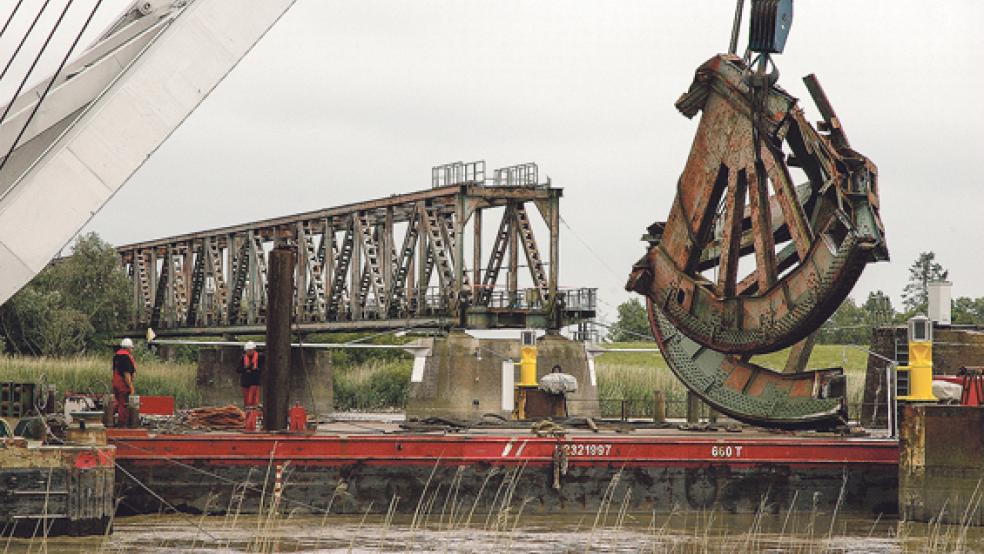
[263,244,295,431]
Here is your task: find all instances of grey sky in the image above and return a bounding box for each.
[3,1,983,322]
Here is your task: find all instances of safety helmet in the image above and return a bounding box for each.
[244,341,257,351]
[120,337,134,349]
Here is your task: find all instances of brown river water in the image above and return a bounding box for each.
[4,513,983,553]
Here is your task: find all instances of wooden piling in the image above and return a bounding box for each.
[653,390,666,423]
[264,244,295,431]
[686,390,701,423]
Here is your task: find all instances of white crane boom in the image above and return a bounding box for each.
[0,0,295,305]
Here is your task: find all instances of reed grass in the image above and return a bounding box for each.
[0,342,870,417]
[595,342,871,418]
[0,355,201,408]
[331,359,411,411]
[11,464,984,553]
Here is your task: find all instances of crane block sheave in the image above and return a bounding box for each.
[627,0,888,428]
[0,0,295,306]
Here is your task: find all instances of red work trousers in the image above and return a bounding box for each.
[112,372,131,427]
[242,385,261,408]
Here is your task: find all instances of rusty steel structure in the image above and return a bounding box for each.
[118,161,595,336]
[627,3,887,428]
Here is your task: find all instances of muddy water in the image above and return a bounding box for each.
[5,513,984,553]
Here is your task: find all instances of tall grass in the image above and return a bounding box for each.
[0,342,871,416]
[0,353,415,412]
[595,342,870,419]
[0,355,201,408]
[332,360,411,411]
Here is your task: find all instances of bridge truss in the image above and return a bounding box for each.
[118,161,596,336]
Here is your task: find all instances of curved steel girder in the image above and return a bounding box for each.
[648,300,847,429]
[628,54,886,355]
[634,207,874,354]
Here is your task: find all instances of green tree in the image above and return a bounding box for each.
[901,252,948,313]
[818,297,868,344]
[952,297,984,325]
[607,298,653,342]
[0,233,131,355]
[862,290,895,327]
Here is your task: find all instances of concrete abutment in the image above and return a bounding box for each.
[406,333,600,419]
[197,348,332,413]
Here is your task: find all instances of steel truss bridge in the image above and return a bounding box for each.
[118,161,596,337]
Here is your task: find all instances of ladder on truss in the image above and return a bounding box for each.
[477,205,513,306]
[389,210,420,316]
[186,247,206,326]
[301,221,327,321]
[355,213,387,318]
[422,206,458,304]
[514,205,550,302]
[327,227,355,318]
[228,239,251,324]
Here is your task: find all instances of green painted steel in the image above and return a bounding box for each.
[649,302,846,429]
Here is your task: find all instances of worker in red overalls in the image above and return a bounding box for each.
[239,341,262,430]
[112,338,137,427]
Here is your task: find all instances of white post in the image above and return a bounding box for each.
[501,360,515,412]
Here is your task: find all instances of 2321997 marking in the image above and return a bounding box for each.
[562,443,612,457]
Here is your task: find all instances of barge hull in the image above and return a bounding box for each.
[109,430,899,517]
[0,445,115,537]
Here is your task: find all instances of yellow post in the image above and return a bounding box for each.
[898,315,937,402]
[519,345,538,387]
[514,330,538,420]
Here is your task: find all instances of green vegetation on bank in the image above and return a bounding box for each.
[332,360,411,411]
[0,234,131,356]
[0,343,868,418]
[596,342,869,418]
[0,355,201,408]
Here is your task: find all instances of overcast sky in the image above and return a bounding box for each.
[3,0,983,323]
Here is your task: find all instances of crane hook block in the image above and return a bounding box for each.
[749,0,793,54]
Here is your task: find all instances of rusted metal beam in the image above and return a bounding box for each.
[117,185,554,251]
[628,54,887,355]
[715,169,747,297]
[625,48,887,428]
[119,174,594,336]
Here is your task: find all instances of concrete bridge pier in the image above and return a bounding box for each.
[406,333,600,420]
[196,348,333,414]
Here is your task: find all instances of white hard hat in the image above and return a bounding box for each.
[120,338,134,348]
[244,341,257,351]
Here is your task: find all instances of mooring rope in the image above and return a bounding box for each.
[113,461,220,541]
[115,439,345,516]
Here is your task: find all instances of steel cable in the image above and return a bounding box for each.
[0,0,51,82]
[0,0,26,40]
[0,0,104,179]
[0,0,72,131]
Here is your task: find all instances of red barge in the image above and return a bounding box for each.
[107,423,899,517]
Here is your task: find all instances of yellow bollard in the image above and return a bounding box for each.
[898,315,937,402]
[514,330,539,420]
[519,345,538,387]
